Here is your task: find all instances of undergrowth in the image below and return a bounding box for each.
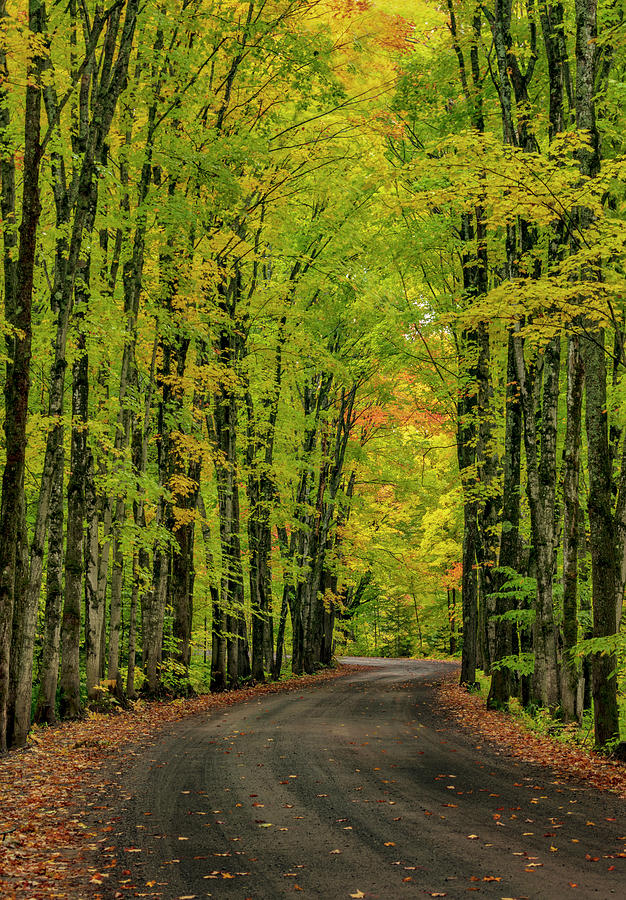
[475,672,626,753]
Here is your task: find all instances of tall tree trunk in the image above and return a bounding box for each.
[107,505,125,681]
[457,326,480,689]
[126,553,139,699]
[171,457,200,682]
[34,458,64,724]
[7,499,30,746]
[0,0,43,748]
[85,453,104,701]
[59,312,91,718]
[488,331,521,708]
[196,493,224,689]
[59,163,99,719]
[575,0,620,747]
[561,336,584,721]
[207,269,249,688]
[143,531,168,696]
[513,331,561,709]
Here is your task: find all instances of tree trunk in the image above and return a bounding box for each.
[512,329,561,709]
[34,457,64,724]
[0,0,44,751]
[143,537,168,695]
[575,0,620,747]
[59,313,92,719]
[457,328,479,688]
[196,493,224,690]
[581,331,620,745]
[561,336,584,721]
[85,453,104,701]
[171,459,200,681]
[126,552,139,699]
[7,499,30,746]
[488,331,521,708]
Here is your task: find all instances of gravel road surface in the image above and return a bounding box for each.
[99,658,624,899]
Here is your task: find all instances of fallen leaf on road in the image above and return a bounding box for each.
[349,892,365,899]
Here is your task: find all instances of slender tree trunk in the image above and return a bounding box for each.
[171,458,200,682]
[126,552,139,699]
[61,168,99,717]
[85,454,103,701]
[488,332,521,708]
[460,494,479,687]
[561,336,584,721]
[107,507,125,683]
[96,499,111,680]
[143,534,168,695]
[476,312,498,676]
[7,498,30,746]
[34,457,64,724]
[60,293,94,719]
[273,584,291,679]
[457,343,479,688]
[196,493,224,689]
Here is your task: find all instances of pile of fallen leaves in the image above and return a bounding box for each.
[0,665,363,899]
[436,672,626,799]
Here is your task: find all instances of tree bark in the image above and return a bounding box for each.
[561,336,584,721]
[513,330,561,709]
[34,457,64,724]
[575,0,620,747]
[581,331,620,745]
[85,453,103,701]
[0,0,44,749]
[487,331,521,708]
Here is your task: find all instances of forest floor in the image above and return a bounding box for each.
[0,659,624,899]
[435,675,626,800]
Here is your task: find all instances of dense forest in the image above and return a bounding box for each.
[0,0,624,754]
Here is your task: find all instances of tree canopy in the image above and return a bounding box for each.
[0,0,625,753]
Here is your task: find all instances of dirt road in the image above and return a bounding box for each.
[98,659,624,898]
